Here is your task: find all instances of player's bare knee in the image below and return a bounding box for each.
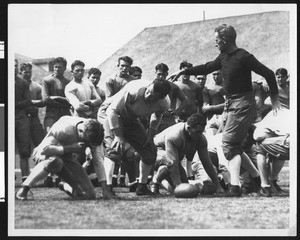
[222,145,242,160]
[44,156,64,173]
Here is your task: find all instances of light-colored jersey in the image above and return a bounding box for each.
[154,122,207,162]
[32,115,106,182]
[65,79,101,118]
[101,80,170,131]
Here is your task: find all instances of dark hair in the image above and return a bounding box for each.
[187,113,207,128]
[155,63,169,73]
[152,78,171,99]
[275,68,288,77]
[71,60,85,71]
[179,61,193,70]
[20,63,32,72]
[83,119,104,146]
[214,24,237,43]
[88,68,102,77]
[118,56,133,66]
[129,66,142,75]
[53,57,67,68]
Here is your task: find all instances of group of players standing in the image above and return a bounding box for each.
[15,24,290,201]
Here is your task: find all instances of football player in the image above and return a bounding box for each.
[16,116,115,200]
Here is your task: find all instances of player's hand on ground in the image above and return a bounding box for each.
[102,189,119,200]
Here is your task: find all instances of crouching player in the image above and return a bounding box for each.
[151,113,223,195]
[253,109,291,197]
[16,116,114,200]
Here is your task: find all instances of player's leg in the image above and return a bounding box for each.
[30,115,45,147]
[124,120,156,196]
[16,156,64,200]
[16,115,31,181]
[222,93,256,197]
[57,156,96,200]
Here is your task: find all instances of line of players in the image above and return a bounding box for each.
[15,24,290,200]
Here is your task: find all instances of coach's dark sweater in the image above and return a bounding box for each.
[183,48,278,97]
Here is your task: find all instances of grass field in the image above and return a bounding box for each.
[12,165,293,236]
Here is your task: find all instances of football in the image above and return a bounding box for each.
[173,183,200,198]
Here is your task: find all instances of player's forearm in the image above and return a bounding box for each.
[199,151,218,184]
[41,145,64,156]
[43,98,70,108]
[91,146,107,182]
[75,103,90,112]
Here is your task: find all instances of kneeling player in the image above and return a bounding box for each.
[151,113,223,195]
[16,116,115,200]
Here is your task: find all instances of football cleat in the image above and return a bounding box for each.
[112,177,118,188]
[136,183,156,196]
[241,182,255,194]
[58,182,74,198]
[16,186,30,200]
[119,176,126,187]
[150,182,160,194]
[271,180,284,193]
[128,182,138,192]
[107,184,117,196]
[226,185,242,197]
[258,187,272,197]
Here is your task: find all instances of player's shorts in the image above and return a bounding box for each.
[222,91,256,160]
[256,136,289,160]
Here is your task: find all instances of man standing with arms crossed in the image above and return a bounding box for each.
[65,60,102,119]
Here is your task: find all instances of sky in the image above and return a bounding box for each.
[8,3,295,69]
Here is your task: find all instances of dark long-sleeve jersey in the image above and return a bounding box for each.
[183,48,278,96]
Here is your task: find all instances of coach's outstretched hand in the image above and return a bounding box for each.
[167,70,185,82]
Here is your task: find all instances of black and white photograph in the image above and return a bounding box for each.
[6,3,297,237]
